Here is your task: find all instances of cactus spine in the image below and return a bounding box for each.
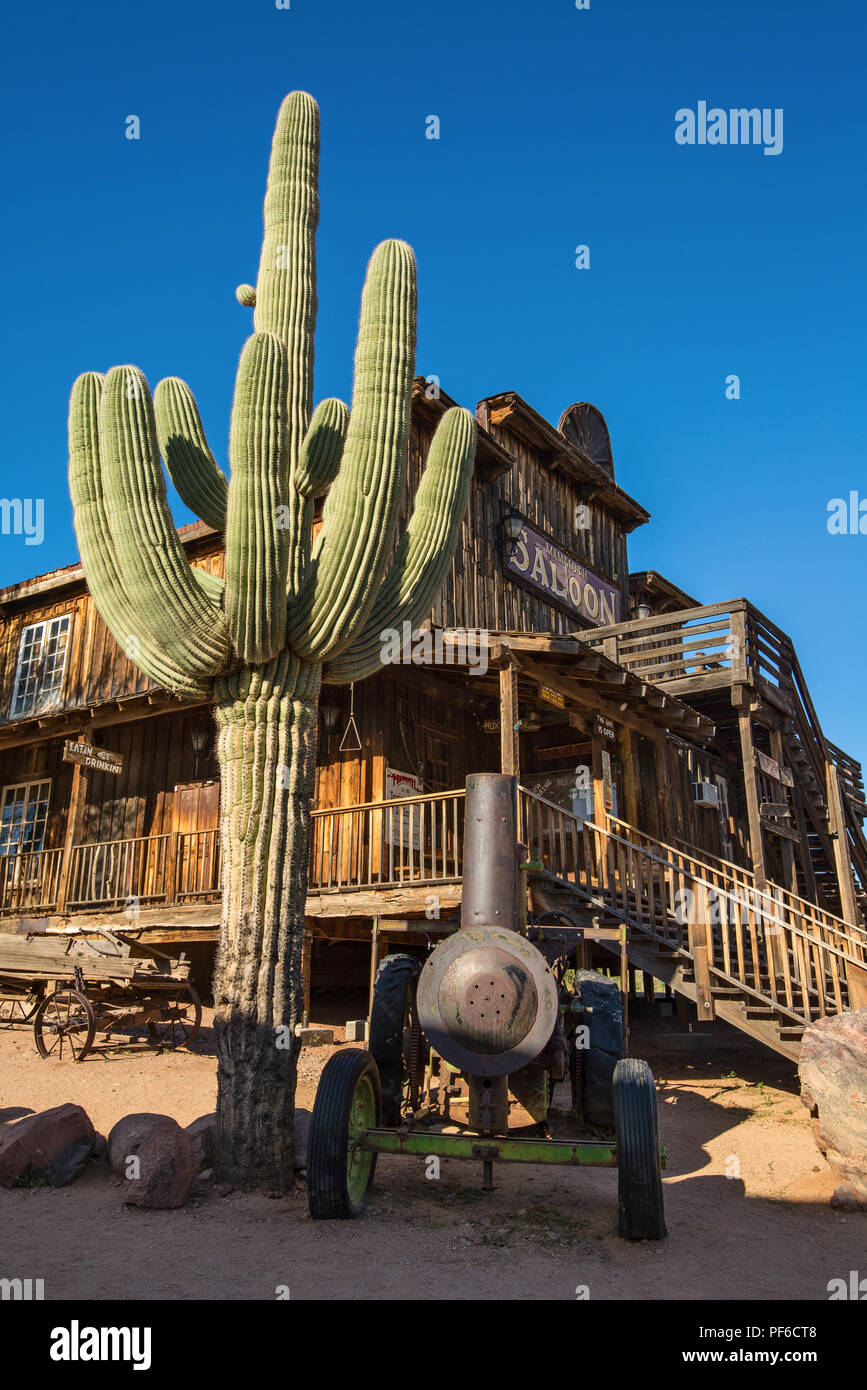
[68,92,475,1189]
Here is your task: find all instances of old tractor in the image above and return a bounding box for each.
[306,774,666,1239]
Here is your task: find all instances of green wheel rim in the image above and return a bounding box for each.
[346,1073,377,1205]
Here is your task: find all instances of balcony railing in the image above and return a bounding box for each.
[0,793,468,915]
[309,790,465,893]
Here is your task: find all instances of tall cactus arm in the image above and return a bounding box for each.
[68,373,213,698]
[224,333,290,664]
[154,377,228,530]
[99,366,231,677]
[288,396,349,595]
[323,407,476,684]
[253,90,318,455]
[295,398,349,499]
[287,238,417,661]
[254,91,320,610]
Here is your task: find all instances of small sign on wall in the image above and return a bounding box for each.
[601,749,615,813]
[62,741,123,776]
[595,713,616,742]
[537,683,566,710]
[385,767,423,850]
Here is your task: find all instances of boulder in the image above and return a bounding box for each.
[0,1103,95,1187]
[107,1112,195,1209]
[293,1107,312,1172]
[185,1113,216,1174]
[799,1008,867,1209]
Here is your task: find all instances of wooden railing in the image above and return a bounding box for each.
[66,834,173,910]
[0,847,64,915]
[518,786,867,1026]
[582,598,793,696]
[309,790,465,893]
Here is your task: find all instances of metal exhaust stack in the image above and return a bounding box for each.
[461,773,519,933]
[416,773,559,1098]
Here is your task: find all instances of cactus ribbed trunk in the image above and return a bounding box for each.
[212,651,321,1188]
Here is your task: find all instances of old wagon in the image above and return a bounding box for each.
[0,926,200,1061]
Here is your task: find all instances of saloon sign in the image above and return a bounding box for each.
[505,520,620,627]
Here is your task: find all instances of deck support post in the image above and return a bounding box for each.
[499,655,519,777]
[825,761,858,926]
[54,727,89,916]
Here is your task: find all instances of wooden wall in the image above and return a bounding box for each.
[407,418,629,636]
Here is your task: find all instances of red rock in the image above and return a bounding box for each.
[107,1112,195,1209]
[185,1113,216,1174]
[0,1103,95,1187]
[800,1008,867,1208]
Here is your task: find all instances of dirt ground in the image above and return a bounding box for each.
[1,1001,863,1301]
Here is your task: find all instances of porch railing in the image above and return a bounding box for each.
[309,790,466,892]
[0,847,64,914]
[518,785,867,1027]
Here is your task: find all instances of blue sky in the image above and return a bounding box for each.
[1,0,864,768]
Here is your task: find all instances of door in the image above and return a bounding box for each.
[173,780,220,899]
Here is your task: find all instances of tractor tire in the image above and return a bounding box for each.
[613,1057,667,1240]
[369,953,422,1126]
[307,1048,382,1219]
[573,969,623,1128]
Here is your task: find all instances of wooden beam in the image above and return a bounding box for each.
[54,727,89,916]
[825,760,859,925]
[499,656,519,776]
[738,708,767,889]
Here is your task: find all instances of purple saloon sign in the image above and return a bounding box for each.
[505,520,620,626]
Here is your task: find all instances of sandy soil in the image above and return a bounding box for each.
[1,1004,862,1301]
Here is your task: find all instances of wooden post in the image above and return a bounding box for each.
[687,884,716,1022]
[737,706,767,889]
[54,729,89,915]
[825,760,859,926]
[616,726,639,829]
[367,917,381,1018]
[499,657,519,777]
[769,728,799,896]
[301,929,313,1026]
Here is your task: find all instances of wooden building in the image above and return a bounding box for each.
[1,381,865,1057]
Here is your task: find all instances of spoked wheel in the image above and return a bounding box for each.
[613,1057,667,1240]
[369,953,422,1126]
[0,987,44,1026]
[146,982,202,1050]
[307,1048,382,1219]
[33,989,96,1062]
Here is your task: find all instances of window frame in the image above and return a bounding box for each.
[9,613,73,719]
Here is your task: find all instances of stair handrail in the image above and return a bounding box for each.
[518,786,867,970]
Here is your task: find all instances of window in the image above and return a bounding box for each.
[10,615,71,717]
[0,779,52,858]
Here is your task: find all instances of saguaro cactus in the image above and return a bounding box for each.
[67,92,475,1188]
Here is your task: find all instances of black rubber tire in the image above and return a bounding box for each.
[613,1057,667,1240]
[307,1048,382,1219]
[369,953,421,1126]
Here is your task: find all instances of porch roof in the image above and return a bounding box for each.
[428,628,716,741]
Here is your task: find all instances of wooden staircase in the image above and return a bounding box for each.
[519,788,867,1062]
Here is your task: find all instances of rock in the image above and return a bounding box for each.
[799,1008,867,1209]
[295,1026,334,1046]
[185,1113,216,1174]
[0,1103,95,1187]
[107,1112,195,1210]
[293,1107,312,1172]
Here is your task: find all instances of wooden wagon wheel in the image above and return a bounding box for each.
[33,988,96,1062]
[146,982,202,1050]
[0,985,44,1026]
